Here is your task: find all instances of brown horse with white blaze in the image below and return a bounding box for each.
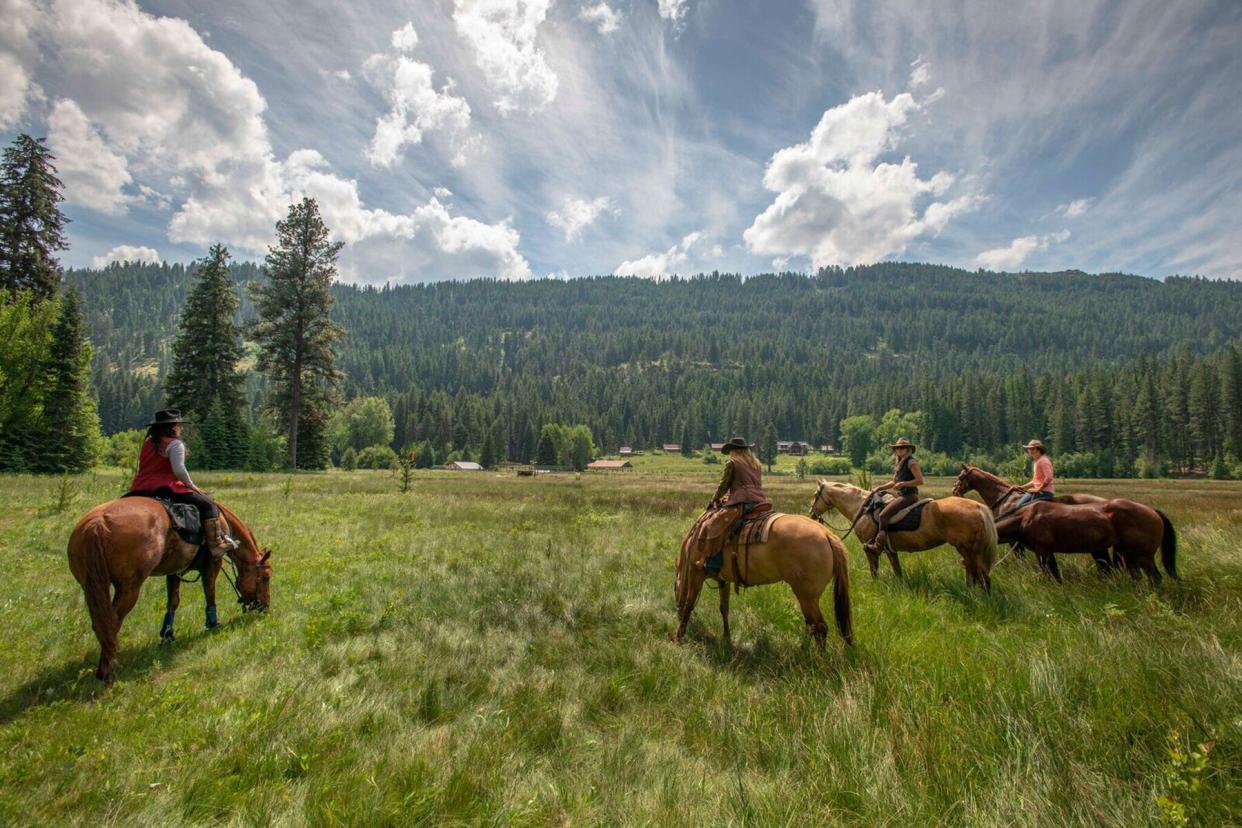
[674,513,852,651]
[809,480,998,591]
[67,498,271,683]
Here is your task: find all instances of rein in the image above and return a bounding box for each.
[810,487,870,540]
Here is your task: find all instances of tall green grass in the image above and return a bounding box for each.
[0,470,1238,825]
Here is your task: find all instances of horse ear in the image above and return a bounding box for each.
[960,462,968,470]
[260,549,271,563]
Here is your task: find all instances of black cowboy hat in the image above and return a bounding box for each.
[146,408,188,427]
[720,436,753,453]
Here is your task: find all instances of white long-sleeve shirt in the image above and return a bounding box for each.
[164,439,198,491]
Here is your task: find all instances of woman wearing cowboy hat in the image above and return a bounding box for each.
[128,408,237,560]
[1015,438,1055,510]
[709,437,771,514]
[865,437,924,555]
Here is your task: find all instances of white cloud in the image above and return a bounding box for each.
[28,0,529,283]
[975,230,1070,271]
[363,24,478,168]
[615,231,708,277]
[391,21,419,53]
[434,186,453,199]
[547,195,613,241]
[579,2,620,34]
[92,244,160,267]
[909,58,930,87]
[332,69,352,82]
[47,99,132,214]
[658,0,688,23]
[744,90,981,268]
[453,0,558,116]
[1059,198,1093,218]
[0,0,42,128]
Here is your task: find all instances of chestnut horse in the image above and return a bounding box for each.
[952,464,1176,583]
[809,480,997,591]
[674,513,852,651]
[67,498,271,683]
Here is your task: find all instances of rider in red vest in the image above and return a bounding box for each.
[129,408,237,559]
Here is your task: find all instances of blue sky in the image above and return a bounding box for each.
[2,0,1239,281]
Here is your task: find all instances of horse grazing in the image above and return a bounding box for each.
[674,513,852,651]
[809,480,997,591]
[952,464,1176,583]
[67,498,271,683]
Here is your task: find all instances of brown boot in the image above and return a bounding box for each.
[865,531,888,555]
[204,517,239,560]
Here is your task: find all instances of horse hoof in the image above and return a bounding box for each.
[205,622,220,631]
[159,632,175,644]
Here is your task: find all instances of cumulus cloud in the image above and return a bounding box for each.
[47,99,132,214]
[909,57,931,87]
[92,244,160,267]
[1058,198,1093,218]
[547,195,614,241]
[658,0,688,23]
[579,2,620,34]
[363,22,478,168]
[453,0,558,116]
[615,231,710,277]
[29,0,529,283]
[744,90,981,268]
[975,230,1070,271]
[0,0,42,128]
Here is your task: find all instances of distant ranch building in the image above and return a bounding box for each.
[446,461,484,471]
[618,447,635,456]
[661,443,681,453]
[587,460,633,471]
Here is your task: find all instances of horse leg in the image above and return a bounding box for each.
[203,561,220,629]
[885,547,904,579]
[674,573,705,643]
[1123,545,1162,585]
[1090,549,1114,576]
[795,592,828,653]
[1044,551,1063,584]
[864,548,880,579]
[161,575,180,642]
[718,582,732,645]
[96,581,142,682]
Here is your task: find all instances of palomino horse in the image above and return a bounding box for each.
[67,499,271,683]
[809,480,997,591]
[674,513,852,650]
[952,464,1176,583]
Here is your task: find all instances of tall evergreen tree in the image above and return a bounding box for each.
[1221,346,1242,458]
[761,421,779,472]
[251,199,344,469]
[165,244,248,467]
[35,289,101,472]
[0,135,67,299]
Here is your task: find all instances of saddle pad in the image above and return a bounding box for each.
[122,493,203,545]
[888,499,932,533]
[740,511,785,545]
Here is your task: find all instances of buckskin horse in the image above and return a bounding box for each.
[809,480,997,591]
[67,498,271,683]
[674,512,852,651]
[952,464,1176,583]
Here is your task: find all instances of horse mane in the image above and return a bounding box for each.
[216,502,262,559]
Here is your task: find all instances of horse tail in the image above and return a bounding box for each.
[978,504,998,572]
[830,538,853,645]
[1157,509,1177,579]
[81,520,119,666]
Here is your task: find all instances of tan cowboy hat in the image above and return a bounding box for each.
[889,437,916,452]
[1022,439,1047,452]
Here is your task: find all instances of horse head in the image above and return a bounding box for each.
[219,506,271,612]
[951,463,976,497]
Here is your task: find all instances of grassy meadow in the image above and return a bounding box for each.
[0,465,1239,826]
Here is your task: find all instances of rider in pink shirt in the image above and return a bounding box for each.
[1016,438,1055,509]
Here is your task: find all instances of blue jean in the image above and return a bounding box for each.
[1016,491,1054,510]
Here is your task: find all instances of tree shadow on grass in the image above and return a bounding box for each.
[0,615,259,725]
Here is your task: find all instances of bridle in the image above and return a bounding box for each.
[954,468,1023,517]
[808,483,869,540]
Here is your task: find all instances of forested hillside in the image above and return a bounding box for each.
[68,262,1242,475]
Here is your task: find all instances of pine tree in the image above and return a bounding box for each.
[165,244,248,467]
[1187,360,1220,465]
[0,135,67,300]
[36,289,101,472]
[761,421,779,472]
[251,199,345,469]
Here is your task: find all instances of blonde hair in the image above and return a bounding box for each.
[733,447,762,471]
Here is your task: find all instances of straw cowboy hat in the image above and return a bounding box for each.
[889,437,916,452]
[720,436,753,453]
[146,408,188,426]
[1022,438,1047,453]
